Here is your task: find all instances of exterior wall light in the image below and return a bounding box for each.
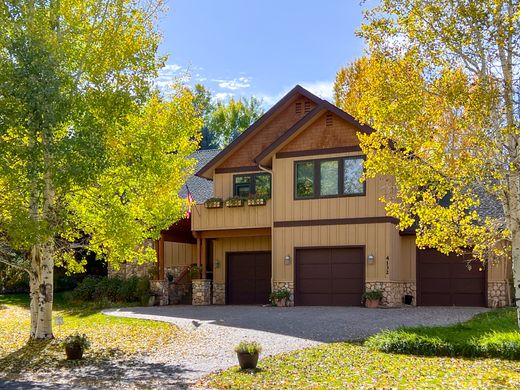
[215,260,220,269]
[284,255,291,265]
[367,254,375,264]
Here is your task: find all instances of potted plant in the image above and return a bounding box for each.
[247,195,267,206]
[189,264,202,279]
[225,196,245,207]
[234,341,262,370]
[362,290,383,308]
[204,197,223,209]
[62,332,91,360]
[269,288,291,307]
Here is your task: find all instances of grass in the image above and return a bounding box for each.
[0,293,187,375]
[365,309,520,359]
[206,309,520,389]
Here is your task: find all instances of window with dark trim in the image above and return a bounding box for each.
[294,156,365,199]
[233,173,271,198]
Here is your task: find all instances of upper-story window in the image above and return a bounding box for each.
[295,156,365,199]
[233,173,271,198]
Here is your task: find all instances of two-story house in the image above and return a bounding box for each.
[157,85,510,308]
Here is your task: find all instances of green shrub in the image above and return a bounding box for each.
[365,330,453,356]
[71,276,100,301]
[477,332,520,360]
[71,275,150,304]
[362,290,383,301]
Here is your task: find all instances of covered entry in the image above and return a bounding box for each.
[226,251,271,304]
[417,249,486,306]
[295,247,365,306]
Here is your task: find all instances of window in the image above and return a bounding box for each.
[296,162,314,198]
[343,157,364,195]
[233,173,271,198]
[295,156,365,199]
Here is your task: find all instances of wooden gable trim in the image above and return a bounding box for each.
[253,105,325,165]
[254,103,374,166]
[195,85,324,179]
[214,165,260,174]
[276,145,362,159]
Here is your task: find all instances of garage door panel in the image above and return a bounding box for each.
[418,249,485,307]
[296,247,364,306]
[332,279,364,293]
[299,264,332,278]
[227,252,271,305]
[332,264,364,278]
[298,278,331,293]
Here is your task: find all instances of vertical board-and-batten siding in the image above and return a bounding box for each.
[192,200,271,230]
[164,242,196,268]
[213,236,272,284]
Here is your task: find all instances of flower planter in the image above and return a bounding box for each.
[365,299,380,308]
[237,352,259,369]
[225,199,244,207]
[275,298,288,307]
[65,345,84,360]
[204,201,223,209]
[247,198,266,206]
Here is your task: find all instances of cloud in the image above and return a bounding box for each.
[300,81,334,102]
[156,63,185,91]
[214,92,235,101]
[213,76,251,91]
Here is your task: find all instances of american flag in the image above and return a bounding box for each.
[185,185,194,219]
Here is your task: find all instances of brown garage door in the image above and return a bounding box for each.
[417,249,486,306]
[295,247,364,306]
[226,251,271,305]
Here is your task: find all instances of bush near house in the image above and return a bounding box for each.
[71,276,150,305]
[365,308,520,360]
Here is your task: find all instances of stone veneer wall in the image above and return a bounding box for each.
[273,281,295,307]
[365,281,417,307]
[192,279,212,305]
[488,281,511,308]
[213,282,226,304]
[108,261,155,279]
[150,280,169,306]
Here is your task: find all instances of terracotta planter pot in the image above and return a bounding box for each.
[365,299,380,308]
[237,352,259,369]
[276,298,287,307]
[65,345,84,360]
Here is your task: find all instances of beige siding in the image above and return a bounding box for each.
[213,236,272,284]
[192,200,272,231]
[272,153,392,222]
[164,242,196,268]
[398,236,417,282]
[212,171,263,200]
[272,223,399,282]
[488,257,511,282]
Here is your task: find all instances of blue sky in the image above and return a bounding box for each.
[157,1,369,106]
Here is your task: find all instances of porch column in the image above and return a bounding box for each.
[157,234,165,280]
[201,238,207,279]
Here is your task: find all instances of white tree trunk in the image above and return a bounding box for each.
[33,240,54,339]
[512,224,520,327]
[29,247,39,338]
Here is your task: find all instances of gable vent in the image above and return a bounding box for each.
[304,100,311,113]
[295,102,302,114]
[325,113,333,127]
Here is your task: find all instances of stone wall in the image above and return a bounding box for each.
[488,281,511,308]
[273,281,294,307]
[108,261,156,279]
[192,279,212,305]
[213,282,225,304]
[150,280,169,306]
[365,281,417,307]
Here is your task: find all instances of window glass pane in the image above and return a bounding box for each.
[235,184,250,198]
[320,160,339,196]
[343,158,364,194]
[255,174,271,197]
[235,175,251,184]
[296,161,314,197]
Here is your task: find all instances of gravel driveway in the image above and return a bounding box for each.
[101,305,487,388]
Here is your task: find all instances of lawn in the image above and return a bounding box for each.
[0,293,187,376]
[206,308,520,390]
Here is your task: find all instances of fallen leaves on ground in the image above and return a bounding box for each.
[205,343,520,389]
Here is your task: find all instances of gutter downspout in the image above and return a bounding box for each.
[258,163,275,292]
